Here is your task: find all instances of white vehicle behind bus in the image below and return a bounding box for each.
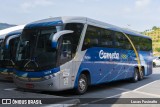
[153,57,160,67]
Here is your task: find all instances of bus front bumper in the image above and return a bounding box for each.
[0,71,13,81]
[13,75,61,91]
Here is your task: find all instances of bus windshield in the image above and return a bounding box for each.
[16,26,62,71]
[0,40,4,66]
[0,36,19,67]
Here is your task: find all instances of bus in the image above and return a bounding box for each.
[13,17,153,94]
[0,25,25,37]
[0,25,25,80]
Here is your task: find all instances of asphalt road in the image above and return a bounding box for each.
[0,68,160,107]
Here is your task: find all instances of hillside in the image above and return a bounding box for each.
[142,27,160,55]
[0,23,16,30]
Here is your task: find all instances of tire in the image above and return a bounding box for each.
[131,68,139,83]
[153,62,156,67]
[138,68,144,81]
[75,74,88,95]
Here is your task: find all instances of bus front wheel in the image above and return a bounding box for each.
[76,74,88,95]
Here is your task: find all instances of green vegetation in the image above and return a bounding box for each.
[142,26,160,56]
[155,47,160,52]
[152,26,159,30]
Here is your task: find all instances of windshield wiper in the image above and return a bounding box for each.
[24,58,39,68]
[4,59,15,66]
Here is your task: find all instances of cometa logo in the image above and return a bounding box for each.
[121,54,128,59]
[99,50,119,60]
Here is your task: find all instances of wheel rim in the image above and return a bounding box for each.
[135,71,138,81]
[79,78,86,92]
[140,71,144,79]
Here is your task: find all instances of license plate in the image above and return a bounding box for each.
[26,83,34,89]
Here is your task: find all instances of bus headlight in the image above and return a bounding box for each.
[53,72,61,76]
[44,75,53,80]
[44,72,60,80]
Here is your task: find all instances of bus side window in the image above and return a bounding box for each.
[114,33,132,50]
[139,38,152,51]
[129,35,141,51]
[65,23,84,57]
[82,25,100,51]
[99,29,114,48]
[114,32,126,49]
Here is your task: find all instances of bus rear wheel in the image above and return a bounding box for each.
[153,62,156,67]
[76,74,88,95]
[138,68,144,81]
[131,68,138,82]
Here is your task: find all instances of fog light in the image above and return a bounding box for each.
[48,83,53,87]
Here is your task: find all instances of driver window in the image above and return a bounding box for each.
[59,35,72,65]
[58,23,84,65]
[61,39,72,59]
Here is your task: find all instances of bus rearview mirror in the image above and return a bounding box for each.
[5,34,20,49]
[51,30,74,49]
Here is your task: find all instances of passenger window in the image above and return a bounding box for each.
[65,23,84,56]
[145,39,152,51]
[139,38,146,51]
[99,29,114,48]
[128,35,152,51]
[148,39,152,51]
[114,32,125,49]
[129,35,140,50]
[82,25,100,51]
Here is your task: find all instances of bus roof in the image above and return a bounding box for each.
[24,16,151,39]
[5,29,23,39]
[0,25,25,39]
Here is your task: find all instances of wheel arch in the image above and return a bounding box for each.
[134,66,145,76]
[74,68,91,88]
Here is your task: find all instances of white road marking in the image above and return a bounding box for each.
[81,80,160,106]
[133,91,160,98]
[133,80,158,91]
[4,88,16,91]
[107,91,132,98]
[113,87,131,91]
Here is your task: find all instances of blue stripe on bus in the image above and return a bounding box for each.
[74,47,152,88]
[25,20,63,29]
[0,68,14,73]
[15,67,60,78]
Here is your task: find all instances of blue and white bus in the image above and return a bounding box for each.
[0,25,25,80]
[13,17,152,94]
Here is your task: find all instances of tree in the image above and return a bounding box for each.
[155,47,160,52]
[152,26,158,31]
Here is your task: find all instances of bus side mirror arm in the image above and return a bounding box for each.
[6,34,20,49]
[52,30,74,48]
